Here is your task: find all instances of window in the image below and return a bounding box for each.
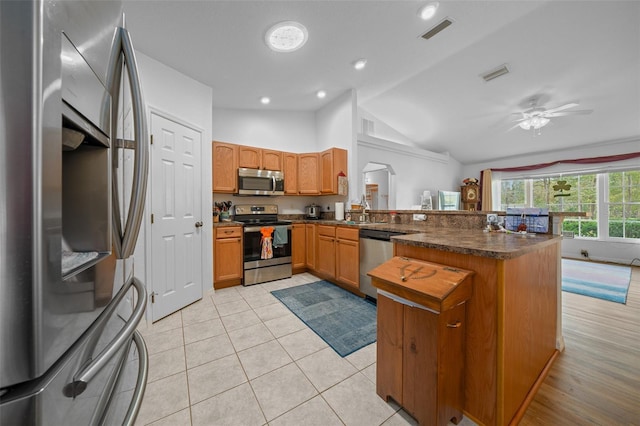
[499,171,639,240]
[608,171,640,239]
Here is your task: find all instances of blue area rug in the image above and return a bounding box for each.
[271,280,377,357]
[562,259,632,304]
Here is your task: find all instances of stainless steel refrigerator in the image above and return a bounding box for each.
[1,1,150,424]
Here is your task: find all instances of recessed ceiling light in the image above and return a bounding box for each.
[260,96,271,105]
[353,59,367,70]
[418,2,439,20]
[316,90,327,99]
[265,21,308,52]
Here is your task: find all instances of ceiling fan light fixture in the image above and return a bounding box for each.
[265,21,308,52]
[519,116,550,131]
[353,58,367,70]
[418,2,439,20]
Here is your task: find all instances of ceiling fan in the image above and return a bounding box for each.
[511,97,593,134]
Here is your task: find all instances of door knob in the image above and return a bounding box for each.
[195,221,203,228]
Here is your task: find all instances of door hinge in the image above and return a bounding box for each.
[150,292,157,303]
[150,134,154,145]
[151,213,154,224]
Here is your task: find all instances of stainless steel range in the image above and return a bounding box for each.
[234,204,292,285]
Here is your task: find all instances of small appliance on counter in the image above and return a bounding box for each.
[305,204,321,219]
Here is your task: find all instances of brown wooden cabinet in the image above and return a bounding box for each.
[212,141,238,193]
[292,223,306,273]
[305,224,316,271]
[298,153,320,195]
[316,225,336,278]
[239,145,283,170]
[283,152,298,195]
[213,226,243,288]
[320,147,347,194]
[262,149,283,170]
[238,145,261,169]
[370,257,473,426]
[335,227,359,289]
[377,294,467,426]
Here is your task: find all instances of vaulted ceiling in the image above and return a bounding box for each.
[123,1,640,164]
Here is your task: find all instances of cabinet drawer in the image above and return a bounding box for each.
[336,226,359,241]
[216,226,243,239]
[317,225,336,237]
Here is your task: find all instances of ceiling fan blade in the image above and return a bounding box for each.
[545,109,593,117]
[544,102,579,114]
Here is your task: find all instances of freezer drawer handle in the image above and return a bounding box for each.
[122,331,149,426]
[63,276,147,398]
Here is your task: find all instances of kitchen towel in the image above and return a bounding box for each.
[335,202,345,221]
[273,226,288,248]
[260,227,274,259]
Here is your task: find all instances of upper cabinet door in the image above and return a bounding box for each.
[238,145,261,169]
[262,149,283,171]
[283,152,298,195]
[212,141,238,193]
[320,147,347,194]
[298,153,320,195]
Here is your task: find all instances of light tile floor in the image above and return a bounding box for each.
[136,273,477,426]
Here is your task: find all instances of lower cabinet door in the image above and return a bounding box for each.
[336,239,359,289]
[214,237,243,282]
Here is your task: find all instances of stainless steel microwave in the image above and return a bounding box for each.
[237,168,285,196]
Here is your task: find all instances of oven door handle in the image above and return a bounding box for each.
[244,225,292,233]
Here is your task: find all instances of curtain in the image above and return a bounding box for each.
[480,169,492,211]
[490,152,640,173]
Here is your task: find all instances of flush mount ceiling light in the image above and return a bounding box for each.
[260,96,271,105]
[353,59,367,70]
[265,21,308,52]
[418,2,439,20]
[316,90,327,99]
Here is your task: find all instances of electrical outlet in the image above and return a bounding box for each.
[580,250,589,258]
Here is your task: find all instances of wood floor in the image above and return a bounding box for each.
[520,265,640,426]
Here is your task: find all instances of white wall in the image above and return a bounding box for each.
[136,51,214,312]
[316,90,358,201]
[212,107,316,152]
[358,134,463,209]
[211,107,351,214]
[462,138,640,265]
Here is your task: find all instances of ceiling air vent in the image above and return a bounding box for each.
[481,64,510,82]
[421,18,453,40]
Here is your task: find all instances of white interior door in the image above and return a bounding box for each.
[150,112,203,321]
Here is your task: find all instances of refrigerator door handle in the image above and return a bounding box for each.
[122,331,149,426]
[110,26,149,259]
[64,277,147,397]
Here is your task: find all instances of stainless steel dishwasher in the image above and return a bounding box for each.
[359,228,406,300]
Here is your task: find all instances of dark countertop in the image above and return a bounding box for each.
[215,218,562,259]
[389,228,561,260]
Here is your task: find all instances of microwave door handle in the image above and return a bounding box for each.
[272,175,276,194]
[119,27,149,258]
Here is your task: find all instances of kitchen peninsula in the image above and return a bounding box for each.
[390,228,562,426]
[213,209,564,425]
